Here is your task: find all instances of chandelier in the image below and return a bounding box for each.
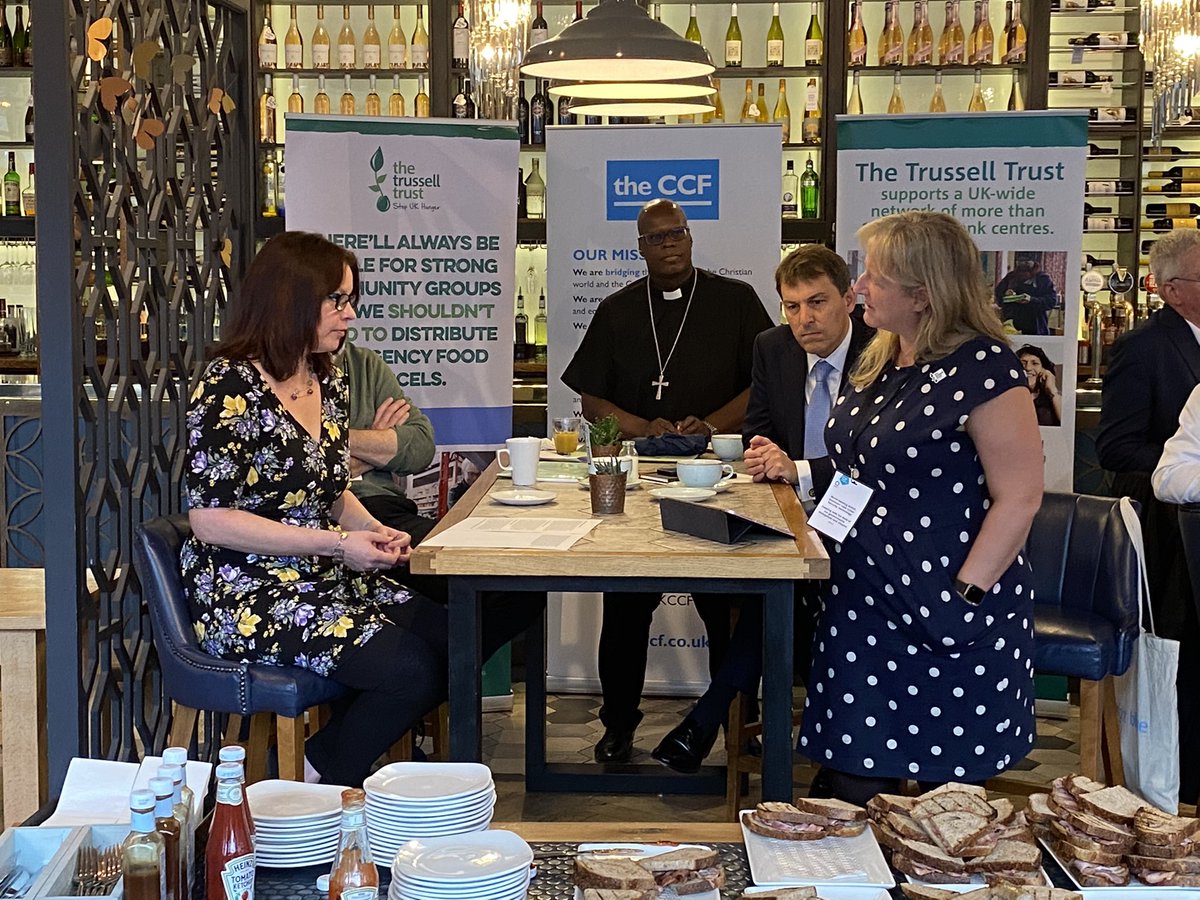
[1143,0,1200,145]
[467,0,531,120]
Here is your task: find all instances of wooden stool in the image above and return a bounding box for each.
[724,693,804,820]
[387,704,450,762]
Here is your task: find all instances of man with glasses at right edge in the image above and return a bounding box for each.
[562,198,773,765]
[1098,229,1200,806]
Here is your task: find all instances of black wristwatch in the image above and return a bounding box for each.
[954,578,986,606]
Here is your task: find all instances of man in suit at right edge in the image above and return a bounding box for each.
[651,244,874,774]
[1098,229,1200,805]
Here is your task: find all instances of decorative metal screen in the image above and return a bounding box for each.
[65,0,250,762]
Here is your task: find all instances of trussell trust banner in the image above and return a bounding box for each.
[835,111,1088,491]
[286,115,518,509]
[544,124,782,695]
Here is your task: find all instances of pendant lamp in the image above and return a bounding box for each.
[565,96,717,118]
[520,0,715,84]
[548,75,716,101]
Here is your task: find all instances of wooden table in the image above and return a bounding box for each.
[411,461,829,802]
[0,567,45,825]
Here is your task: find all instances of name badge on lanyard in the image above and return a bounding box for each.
[807,471,874,543]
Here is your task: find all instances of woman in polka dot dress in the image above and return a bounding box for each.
[799,212,1045,804]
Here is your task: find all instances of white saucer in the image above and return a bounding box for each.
[575,477,641,490]
[649,486,716,501]
[490,488,556,506]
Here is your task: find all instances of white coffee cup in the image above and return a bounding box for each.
[676,459,735,488]
[711,433,744,461]
[497,437,541,487]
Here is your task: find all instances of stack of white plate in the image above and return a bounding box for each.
[246,780,345,868]
[387,830,533,900]
[363,762,496,863]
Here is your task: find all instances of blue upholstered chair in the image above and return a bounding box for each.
[1022,491,1140,786]
[134,514,348,781]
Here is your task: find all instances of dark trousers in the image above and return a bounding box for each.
[597,592,747,731]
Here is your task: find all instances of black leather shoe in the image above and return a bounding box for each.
[651,718,720,774]
[594,726,635,763]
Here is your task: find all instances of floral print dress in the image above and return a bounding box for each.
[181,357,412,677]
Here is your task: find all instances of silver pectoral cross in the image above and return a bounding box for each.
[652,373,669,400]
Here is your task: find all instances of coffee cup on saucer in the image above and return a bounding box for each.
[710,434,744,461]
[676,459,735,488]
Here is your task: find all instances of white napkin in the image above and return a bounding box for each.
[42,756,212,826]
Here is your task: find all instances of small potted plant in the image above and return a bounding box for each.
[587,413,622,459]
[589,455,628,515]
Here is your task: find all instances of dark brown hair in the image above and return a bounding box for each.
[218,231,358,381]
[776,244,851,296]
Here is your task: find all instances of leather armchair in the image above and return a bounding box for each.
[134,514,347,781]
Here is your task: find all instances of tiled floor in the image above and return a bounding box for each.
[476,686,1083,823]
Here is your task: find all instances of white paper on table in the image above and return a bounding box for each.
[420,517,602,550]
[42,756,212,826]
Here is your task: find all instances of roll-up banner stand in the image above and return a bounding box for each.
[545,124,782,694]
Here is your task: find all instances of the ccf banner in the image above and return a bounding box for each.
[545,123,783,422]
[285,115,519,471]
[836,111,1088,491]
[543,124,781,696]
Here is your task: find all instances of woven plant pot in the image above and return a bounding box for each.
[590,443,620,459]
[589,472,627,514]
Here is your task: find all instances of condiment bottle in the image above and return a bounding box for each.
[329,788,379,899]
[207,762,255,900]
[123,789,167,900]
[157,765,191,900]
[161,748,196,876]
[218,745,256,841]
[150,777,183,900]
[620,439,640,486]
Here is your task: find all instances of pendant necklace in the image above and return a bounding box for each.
[647,270,698,401]
[289,366,315,401]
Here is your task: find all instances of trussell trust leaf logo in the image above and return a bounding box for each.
[368,146,389,212]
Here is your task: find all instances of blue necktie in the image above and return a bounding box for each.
[804,359,833,459]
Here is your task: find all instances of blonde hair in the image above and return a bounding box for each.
[850,211,1008,389]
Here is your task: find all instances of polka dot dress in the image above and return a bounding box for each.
[798,337,1037,783]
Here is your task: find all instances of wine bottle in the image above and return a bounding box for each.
[574,0,583,22]
[1088,141,1119,156]
[1146,218,1199,230]
[365,74,382,115]
[757,82,771,122]
[1145,180,1200,194]
[337,5,356,68]
[3,152,18,216]
[802,78,819,143]
[776,79,793,142]
[23,91,31,140]
[1007,70,1024,109]
[1089,106,1136,122]
[411,4,429,68]
[1144,145,1190,157]
[388,5,407,67]
[531,1,549,45]
[1006,0,1026,60]
[967,67,986,111]
[312,5,331,68]
[740,78,758,122]
[767,2,785,66]
[848,70,864,113]
[806,2,823,64]
[315,74,331,113]
[453,78,476,118]
[938,0,965,64]
[1149,166,1200,179]
[1000,1,1012,60]
[878,0,903,65]
[261,151,278,216]
[782,160,799,218]
[848,0,868,66]
[18,5,26,66]
[973,0,994,63]
[557,91,572,125]
[801,157,819,219]
[930,68,947,111]
[258,9,277,69]
[907,0,934,64]
[1085,179,1134,193]
[1084,254,1116,266]
[288,74,304,113]
[340,74,355,113]
[709,78,726,122]
[967,0,982,62]
[525,158,546,219]
[1146,202,1200,217]
[887,70,905,113]
[725,3,742,67]
[1083,202,1113,214]
[1068,32,1134,47]
[20,162,32,216]
[1049,70,1113,85]
[1053,0,1116,9]
[415,73,430,116]
[389,74,405,115]
[11,4,22,66]
[452,2,470,69]
[284,5,303,68]
[1085,215,1132,230]
[530,79,548,144]
[259,74,276,144]
[686,4,703,44]
[518,82,529,142]
[363,5,382,68]
[534,293,548,361]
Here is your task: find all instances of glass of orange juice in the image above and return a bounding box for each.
[552,416,580,454]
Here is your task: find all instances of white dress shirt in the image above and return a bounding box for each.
[1153,381,1200,503]
[793,325,854,502]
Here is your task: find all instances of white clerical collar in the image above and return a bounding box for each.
[663,287,683,300]
[1186,316,1200,349]
[807,323,854,379]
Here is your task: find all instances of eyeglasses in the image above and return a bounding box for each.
[1168,276,1200,286]
[326,291,357,310]
[637,225,690,246]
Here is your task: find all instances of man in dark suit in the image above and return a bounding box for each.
[1098,229,1200,804]
[651,244,874,774]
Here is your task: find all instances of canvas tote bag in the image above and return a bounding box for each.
[1114,497,1181,812]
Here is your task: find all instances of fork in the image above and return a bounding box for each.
[71,846,97,897]
[91,846,121,896]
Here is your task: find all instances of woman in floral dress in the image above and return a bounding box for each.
[182,232,444,786]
